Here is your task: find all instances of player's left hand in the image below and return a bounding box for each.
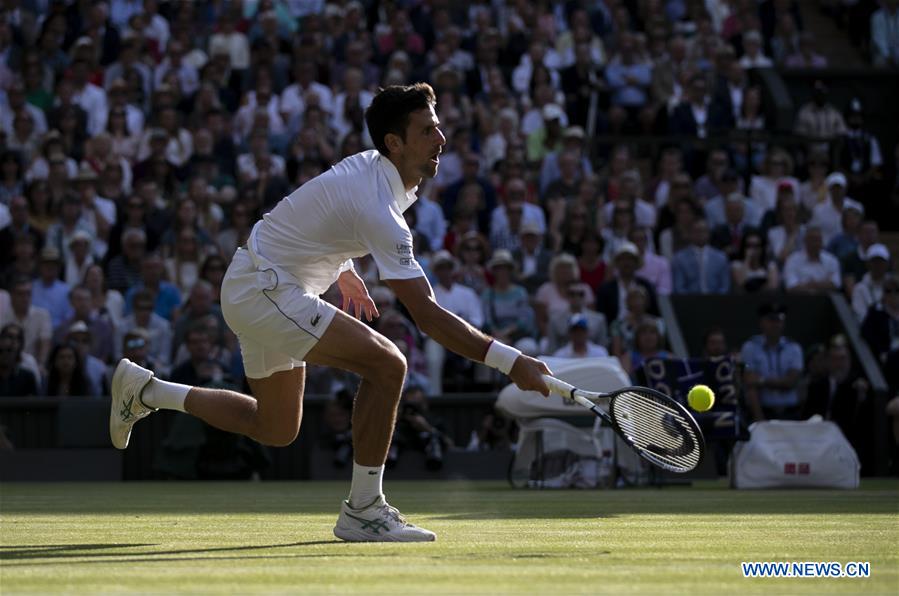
[338,269,379,321]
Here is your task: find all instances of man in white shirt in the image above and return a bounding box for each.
[784,226,841,293]
[851,243,891,320]
[810,172,862,244]
[552,314,610,358]
[424,251,484,395]
[110,84,550,542]
[70,59,108,136]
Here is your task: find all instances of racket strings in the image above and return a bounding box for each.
[612,391,702,472]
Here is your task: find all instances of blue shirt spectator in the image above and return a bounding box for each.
[125,282,182,322]
[672,220,731,294]
[31,248,73,330]
[740,303,804,417]
[605,34,653,109]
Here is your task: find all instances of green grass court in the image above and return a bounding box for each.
[1,481,897,594]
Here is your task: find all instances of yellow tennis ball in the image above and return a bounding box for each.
[687,384,715,412]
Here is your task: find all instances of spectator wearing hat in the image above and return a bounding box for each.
[31,247,72,331]
[553,314,610,359]
[852,244,892,320]
[826,198,865,262]
[526,103,566,165]
[630,226,672,296]
[546,281,608,354]
[0,276,52,370]
[810,172,863,244]
[741,303,804,420]
[539,126,594,196]
[425,250,484,395]
[840,98,883,199]
[596,242,658,324]
[672,219,731,295]
[481,249,536,352]
[53,285,115,364]
[512,222,553,293]
[116,289,173,376]
[783,226,841,293]
[65,320,107,396]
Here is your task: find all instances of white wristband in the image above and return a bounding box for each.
[484,340,521,375]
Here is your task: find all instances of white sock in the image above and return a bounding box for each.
[348,462,384,509]
[140,378,190,412]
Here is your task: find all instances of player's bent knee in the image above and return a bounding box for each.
[255,424,300,447]
[364,340,407,386]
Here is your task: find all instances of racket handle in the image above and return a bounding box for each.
[542,375,576,399]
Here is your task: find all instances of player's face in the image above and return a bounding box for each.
[403,106,446,179]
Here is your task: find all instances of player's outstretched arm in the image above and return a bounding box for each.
[385,276,551,395]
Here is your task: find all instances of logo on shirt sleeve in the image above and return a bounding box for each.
[396,243,412,256]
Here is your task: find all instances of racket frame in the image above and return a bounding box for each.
[541,375,706,473]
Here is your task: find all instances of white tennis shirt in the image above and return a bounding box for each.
[253,150,425,295]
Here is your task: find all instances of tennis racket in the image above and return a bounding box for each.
[542,375,706,473]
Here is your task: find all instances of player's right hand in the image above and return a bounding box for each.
[508,355,552,397]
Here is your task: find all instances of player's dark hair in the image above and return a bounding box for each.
[365,83,436,156]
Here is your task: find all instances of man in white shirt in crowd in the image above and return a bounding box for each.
[425,250,484,395]
[810,172,862,244]
[851,243,891,320]
[489,178,546,251]
[552,314,610,359]
[0,276,52,370]
[109,84,550,542]
[784,226,841,293]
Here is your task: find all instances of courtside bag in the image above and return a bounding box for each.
[730,417,859,489]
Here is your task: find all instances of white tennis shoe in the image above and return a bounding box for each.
[109,358,156,450]
[333,495,436,542]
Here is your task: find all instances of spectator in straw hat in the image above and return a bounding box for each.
[481,249,536,348]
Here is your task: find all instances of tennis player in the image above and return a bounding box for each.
[110,83,551,542]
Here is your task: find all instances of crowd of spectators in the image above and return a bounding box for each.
[0,1,897,466]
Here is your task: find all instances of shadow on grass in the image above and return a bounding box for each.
[0,540,340,562]
[0,543,593,568]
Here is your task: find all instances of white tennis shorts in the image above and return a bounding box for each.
[221,248,338,378]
